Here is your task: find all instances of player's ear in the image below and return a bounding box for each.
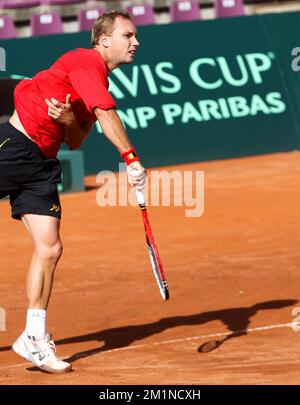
[99,33,110,48]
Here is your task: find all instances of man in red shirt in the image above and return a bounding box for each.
[0,11,146,373]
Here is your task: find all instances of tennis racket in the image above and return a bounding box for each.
[136,189,169,301]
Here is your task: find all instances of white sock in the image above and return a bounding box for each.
[25,309,46,340]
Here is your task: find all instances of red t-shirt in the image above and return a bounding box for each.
[14,48,116,158]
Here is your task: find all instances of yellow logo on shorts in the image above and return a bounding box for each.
[50,204,60,213]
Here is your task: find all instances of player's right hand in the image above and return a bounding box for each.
[127,161,147,192]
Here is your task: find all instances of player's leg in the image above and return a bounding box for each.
[22,214,63,310]
[12,214,71,373]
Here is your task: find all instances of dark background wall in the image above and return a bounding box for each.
[1,12,300,174]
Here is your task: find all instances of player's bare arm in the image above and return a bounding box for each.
[64,120,94,150]
[95,107,134,152]
[95,107,146,189]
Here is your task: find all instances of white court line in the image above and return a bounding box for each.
[101,321,300,353]
[0,321,299,370]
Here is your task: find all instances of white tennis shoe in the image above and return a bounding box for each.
[12,332,71,373]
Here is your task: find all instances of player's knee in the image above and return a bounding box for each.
[53,240,63,261]
[36,240,63,264]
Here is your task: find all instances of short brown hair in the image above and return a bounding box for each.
[91,11,132,47]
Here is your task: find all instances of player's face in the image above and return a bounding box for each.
[108,17,139,65]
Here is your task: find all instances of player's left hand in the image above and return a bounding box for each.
[45,94,75,126]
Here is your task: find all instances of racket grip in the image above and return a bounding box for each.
[136,189,145,206]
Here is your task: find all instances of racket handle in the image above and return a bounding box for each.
[136,189,145,206]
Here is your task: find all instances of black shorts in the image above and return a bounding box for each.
[0,122,62,220]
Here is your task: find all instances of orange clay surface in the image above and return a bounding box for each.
[1,151,300,385]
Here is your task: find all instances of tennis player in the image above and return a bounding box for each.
[0,11,146,373]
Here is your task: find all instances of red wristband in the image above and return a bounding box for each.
[120,147,140,165]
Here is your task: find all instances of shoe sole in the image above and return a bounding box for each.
[12,341,72,374]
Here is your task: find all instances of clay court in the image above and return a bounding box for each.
[1,151,300,385]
